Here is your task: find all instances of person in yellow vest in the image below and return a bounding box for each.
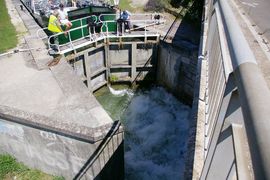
[48,10,64,52]
[48,10,64,34]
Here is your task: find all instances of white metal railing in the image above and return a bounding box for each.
[47,18,165,54]
[99,13,165,22]
[38,13,164,39]
[37,15,98,39]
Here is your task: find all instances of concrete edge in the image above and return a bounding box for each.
[0,105,123,143]
[186,1,209,179]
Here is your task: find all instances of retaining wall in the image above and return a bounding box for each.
[157,42,198,105]
[0,115,123,179]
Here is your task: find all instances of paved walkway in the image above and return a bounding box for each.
[231,0,270,89]
[0,0,113,141]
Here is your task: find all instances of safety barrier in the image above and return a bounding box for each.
[193,0,270,179]
[47,16,165,54]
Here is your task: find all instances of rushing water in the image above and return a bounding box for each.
[94,85,134,121]
[95,85,191,180]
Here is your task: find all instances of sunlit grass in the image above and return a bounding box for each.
[110,0,135,12]
[0,0,18,53]
[119,0,134,11]
[0,154,64,180]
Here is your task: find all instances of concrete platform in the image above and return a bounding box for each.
[0,0,114,142]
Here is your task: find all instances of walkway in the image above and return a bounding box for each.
[232,0,270,88]
[0,0,113,141]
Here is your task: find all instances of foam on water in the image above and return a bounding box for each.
[123,87,191,180]
[108,86,134,97]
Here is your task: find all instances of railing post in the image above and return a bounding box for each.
[144,20,147,43]
[106,22,109,36]
[80,19,84,37]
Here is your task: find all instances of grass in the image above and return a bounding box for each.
[0,0,18,53]
[119,0,134,12]
[110,0,135,12]
[0,154,64,180]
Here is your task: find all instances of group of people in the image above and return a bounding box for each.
[48,4,132,36]
[48,3,72,36]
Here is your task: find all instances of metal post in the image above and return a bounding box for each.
[81,19,84,37]
[131,43,137,82]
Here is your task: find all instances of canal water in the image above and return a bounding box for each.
[94,85,191,180]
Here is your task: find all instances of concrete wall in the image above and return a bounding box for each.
[157,42,198,105]
[0,117,124,180]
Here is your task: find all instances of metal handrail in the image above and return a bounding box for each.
[37,15,98,37]
[48,18,165,53]
[217,0,270,179]
[38,13,164,39]
[99,13,165,22]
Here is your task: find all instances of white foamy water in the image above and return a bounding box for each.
[108,86,134,97]
[123,87,191,180]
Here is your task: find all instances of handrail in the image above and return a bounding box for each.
[99,13,165,22]
[48,18,165,54]
[99,13,118,21]
[218,0,270,179]
[37,15,98,35]
[37,13,164,39]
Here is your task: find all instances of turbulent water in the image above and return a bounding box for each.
[94,85,134,121]
[95,86,191,180]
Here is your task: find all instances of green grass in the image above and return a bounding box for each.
[119,0,132,11]
[118,0,135,12]
[0,154,64,180]
[0,0,18,53]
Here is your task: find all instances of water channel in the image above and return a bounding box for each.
[94,85,191,179]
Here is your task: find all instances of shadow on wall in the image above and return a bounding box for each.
[73,121,124,180]
[155,0,203,106]
[164,0,203,49]
[94,142,124,180]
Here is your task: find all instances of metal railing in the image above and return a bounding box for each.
[47,18,165,54]
[99,13,165,21]
[195,0,270,179]
[37,15,98,39]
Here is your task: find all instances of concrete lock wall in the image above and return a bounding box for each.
[69,38,199,107]
[0,117,124,179]
[157,42,198,105]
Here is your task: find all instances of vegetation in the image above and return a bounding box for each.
[181,0,203,26]
[0,0,18,53]
[118,0,134,12]
[144,0,172,11]
[110,75,119,82]
[0,154,64,180]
